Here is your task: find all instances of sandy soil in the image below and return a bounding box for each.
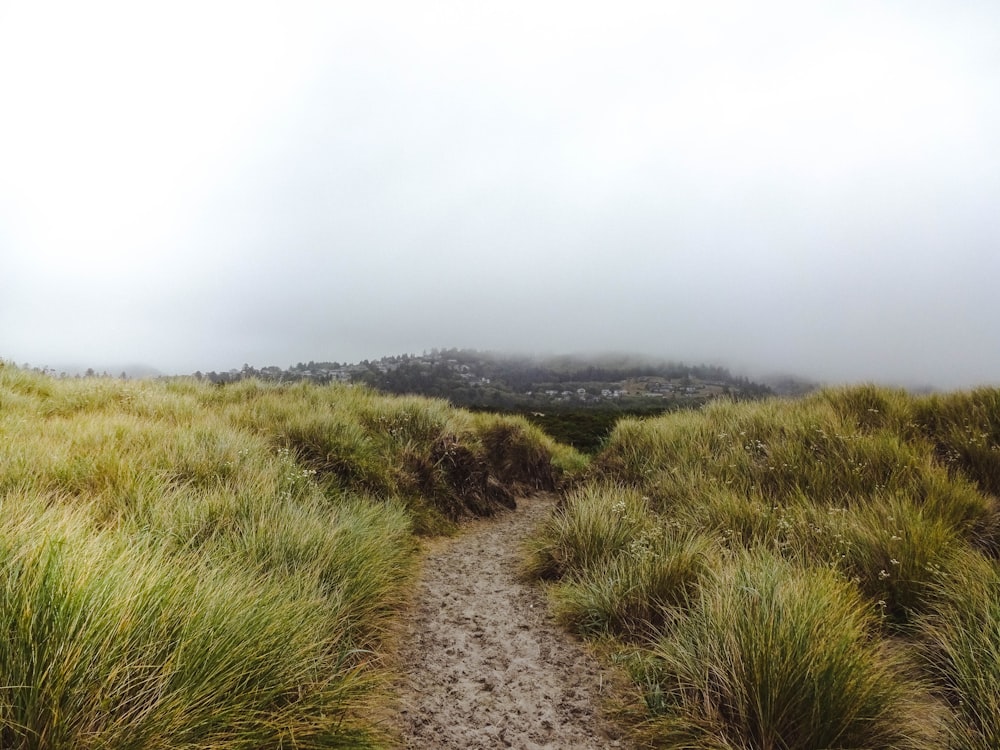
[387,494,628,749]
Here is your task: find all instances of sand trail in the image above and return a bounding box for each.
[388,494,627,749]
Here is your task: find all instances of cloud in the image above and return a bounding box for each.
[2,2,999,387]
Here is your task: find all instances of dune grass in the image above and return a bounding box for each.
[918,551,1000,750]
[0,362,580,747]
[10,363,997,748]
[523,484,710,637]
[526,385,1000,748]
[0,495,384,749]
[633,551,933,750]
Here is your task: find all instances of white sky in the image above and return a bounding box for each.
[2,1,999,387]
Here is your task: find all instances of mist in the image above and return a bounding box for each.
[2,2,999,389]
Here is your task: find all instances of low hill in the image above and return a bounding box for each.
[200,349,772,405]
[201,349,775,452]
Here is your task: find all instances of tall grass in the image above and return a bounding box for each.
[636,551,934,749]
[201,378,578,530]
[918,552,1000,750]
[526,384,1000,748]
[0,362,578,746]
[524,484,654,580]
[0,499,378,748]
[524,484,710,637]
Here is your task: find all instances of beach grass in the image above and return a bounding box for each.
[0,362,579,747]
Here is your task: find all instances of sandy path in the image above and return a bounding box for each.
[387,494,627,750]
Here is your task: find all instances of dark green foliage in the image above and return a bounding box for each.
[514,405,675,453]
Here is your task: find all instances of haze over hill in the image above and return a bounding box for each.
[2,3,999,390]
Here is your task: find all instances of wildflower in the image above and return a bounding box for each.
[879,569,891,579]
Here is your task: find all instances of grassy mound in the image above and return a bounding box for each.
[634,551,927,750]
[525,385,1000,748]
[0,363,581,748]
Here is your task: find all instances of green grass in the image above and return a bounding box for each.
[526,385,1000,748]
[918,551,1000,750]
[0,499,380,748]
[9,364,998,748]
[634,551,934,749]
[0,362,580,747]
[523,484,711,637]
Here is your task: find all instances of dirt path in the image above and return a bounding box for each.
[387,494,627,749]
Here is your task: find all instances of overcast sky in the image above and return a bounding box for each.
[2,2,999,387]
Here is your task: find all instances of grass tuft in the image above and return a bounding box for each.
[918,552,1000,750]
[636,551,936,749]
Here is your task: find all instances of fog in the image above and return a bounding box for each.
[2,2,999,388]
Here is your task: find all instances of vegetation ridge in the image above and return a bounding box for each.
[6,357,1000,749]
[0,361,583,748]
[524,384,1000,748]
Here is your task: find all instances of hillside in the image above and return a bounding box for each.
[199,349,773,405]
[197,350,775,452]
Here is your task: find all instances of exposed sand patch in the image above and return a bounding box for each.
[387,494,628,749]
